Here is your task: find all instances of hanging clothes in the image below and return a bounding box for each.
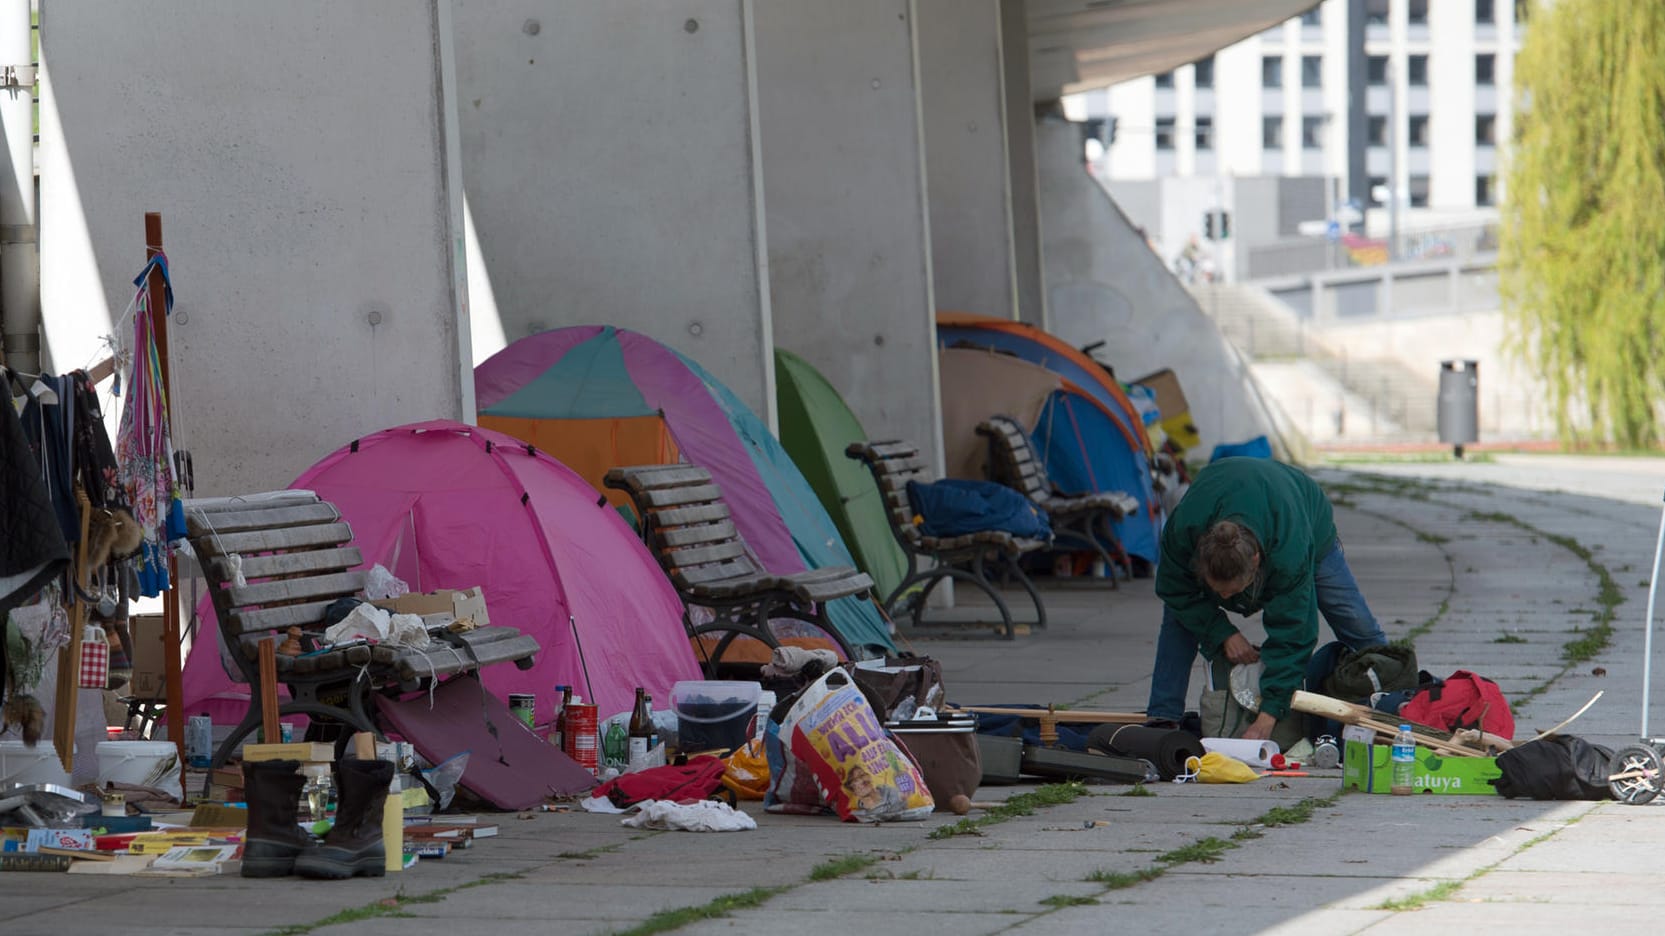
[17,372,79,548]
[0,395,71,713]
[71,370,126,512]
[116,253,181,597]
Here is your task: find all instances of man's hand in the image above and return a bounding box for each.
[1241,712,1277,741]
[1222,632,1261,665]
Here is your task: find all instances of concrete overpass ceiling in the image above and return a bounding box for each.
[1026,0,1320,101]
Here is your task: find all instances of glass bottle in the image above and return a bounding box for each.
[628,687,652,767]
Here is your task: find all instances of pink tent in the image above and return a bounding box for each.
[180,420,701,724]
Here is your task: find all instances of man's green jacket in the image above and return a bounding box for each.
[1154,457,1337,719]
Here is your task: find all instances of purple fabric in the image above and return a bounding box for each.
[179,419,701,726]
[473,326,606,411]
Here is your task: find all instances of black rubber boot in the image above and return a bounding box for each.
[294,757,394,880]
[241,759,312,878]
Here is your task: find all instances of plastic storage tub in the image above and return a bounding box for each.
[0,740,73,787]
[670,680,761,754]
[96,740,183,801]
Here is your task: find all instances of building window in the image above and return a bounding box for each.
[1408,54,1429,86]
[1409,175,1430,208]
[1368,115,1388,146]
[1476,54,1495,85]
[1302,115,1325,149]
[1476,175,1495,206]
[1156,116,1176,150]
[1476,113,1496,145]
[1408,115,1430,147]
[1196,116,1214,150]
[1365,0,1389,26]
[1515,0,1530,23]
[1477,0,1495,24]
[1367,55,1388,86]
[1408,0,1428,25]
[1194,56,1215,89]
[1263,116,1283,149]
[1263,55,1283,88]
[1302,55,1322,88]
[1300,7,1321,26]
[1369,175,1387,206]
[1155,70,1174,89]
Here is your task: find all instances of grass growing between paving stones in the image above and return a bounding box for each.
[1494,633,1529,644]
[1121,783,1157,797]
[264,870,532,935]
[1039,894,1099,908]
[1157,836,1233,865]
[614,886,790,936]
[809,853,882,881]
[1084,867,1165,889]
[928,782,1087,839]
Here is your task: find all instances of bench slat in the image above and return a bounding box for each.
[649,502,732,527]
[210,547,364,582]
[637,483,724,508]
[224,571,368,610]
[226,600,341,636]
[675,559,767,588]
[194,523,356,558]
[656,519,737,548]
[605,465,714,491]
[663,540,753,569]
[185,502,343,535]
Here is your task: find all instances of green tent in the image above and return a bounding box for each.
[775,348,909,602]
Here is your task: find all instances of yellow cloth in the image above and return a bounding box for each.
[1187,751,1260,784]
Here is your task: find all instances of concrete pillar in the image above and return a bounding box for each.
[916,0,1016,321]
[38,1,469,496]
[451,1,775,421]
[753,0,940,463]
[1001,0,1046,328]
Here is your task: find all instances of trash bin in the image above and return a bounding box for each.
[1437,360,1479,458]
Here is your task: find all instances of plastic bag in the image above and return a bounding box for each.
[764,669,933,822]
[324,603,391,644]
[418,751,470,812]
[722,739,770,800]
[1185,751,1259,784]
[364,564,409,601]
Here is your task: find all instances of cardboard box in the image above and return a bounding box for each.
[241,742,334,764]
[1341,726,1501,795]
[129,614,168,700]
[372,587,489,628]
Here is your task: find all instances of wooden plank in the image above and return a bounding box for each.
[191,522,355,558]
[664,540,753,569]
[869,441,918,458]
[184,491,318,513]
[636,483,724,508]
[614,465,713,489]
[184,502,342,535]
[648,502,731,527]
[226,600,339,635]
[656,519,736,548]
[258,638,280,744]
[675,560,766,587]
[225,571,368,610]
[209,547,363,582]
[55,489,94,773]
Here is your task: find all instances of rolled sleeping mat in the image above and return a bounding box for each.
[1087,724,1205,780]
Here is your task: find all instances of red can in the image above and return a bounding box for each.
[563,701,599,775]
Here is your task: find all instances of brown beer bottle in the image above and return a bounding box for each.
[628,687,652,766]
[552,685,572,750]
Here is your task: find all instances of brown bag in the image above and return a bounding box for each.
[847,656,945,720]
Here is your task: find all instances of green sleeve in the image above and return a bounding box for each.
[1155,564,1237,658]
[1253,569,1319,719]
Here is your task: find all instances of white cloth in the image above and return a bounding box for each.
[580,795,628,815]
[323,603,391,644]
[759,646,839,679]
[620,799,756,832]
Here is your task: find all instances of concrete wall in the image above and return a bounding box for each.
[1000,0,1046,326]
[451,1,774,419]
[1036,116,1289,459]
[753,0,939,460]
[917,0,1014,320]
[39,1,467,496]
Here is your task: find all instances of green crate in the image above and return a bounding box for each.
[1342,736,1501,795]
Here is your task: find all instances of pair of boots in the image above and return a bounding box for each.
[242,757,394,879]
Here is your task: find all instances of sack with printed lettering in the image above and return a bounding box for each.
[763,668,934,823]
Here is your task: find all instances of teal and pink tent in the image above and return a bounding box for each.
[180,420,702,724]
[475,326,894,656]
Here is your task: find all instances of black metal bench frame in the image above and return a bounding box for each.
[184,491,539,783]
[976,415,1135,585]
[603,464,876,678]
[844,440,1047,640]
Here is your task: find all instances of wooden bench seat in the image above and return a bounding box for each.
[977,415,1138,584]
[603,464,874,677]
[184,491,538,779]
[845,439,1047,639]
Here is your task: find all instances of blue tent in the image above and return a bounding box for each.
[1032,389,1160,564]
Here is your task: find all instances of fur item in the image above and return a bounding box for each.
[86,507,144,571]
[2,692,45,746]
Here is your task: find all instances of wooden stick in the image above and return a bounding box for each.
[257,637,280,744]
[84,356,116,387]
[351,731,377,760]
[944,705,1145,749]
[53,489,94,772]
[145,212,187,772]
[1534,690,1603,740]
[1290,689,1502,756]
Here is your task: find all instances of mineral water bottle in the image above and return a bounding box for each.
[1390,724,1416,795]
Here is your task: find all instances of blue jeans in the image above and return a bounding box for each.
[1145,538,1387,721]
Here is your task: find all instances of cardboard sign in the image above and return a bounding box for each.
[1341,726,1501,795]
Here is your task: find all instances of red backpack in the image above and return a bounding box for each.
[593,756,728,808]
[1399,670,1515,740]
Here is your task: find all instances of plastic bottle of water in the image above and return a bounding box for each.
[1390,724,1416,795]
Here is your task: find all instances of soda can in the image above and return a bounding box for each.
[280,722,295,743]
[508,693,537,729]
[186,714,213,768]
[563,702,599,775]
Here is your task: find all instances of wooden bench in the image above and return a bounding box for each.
[183,491,540,776]
[976,415,1139,585]
[844,440,1047,640]
[602,464,874,677]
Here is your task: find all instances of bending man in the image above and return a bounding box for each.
[1145,457,1387,740]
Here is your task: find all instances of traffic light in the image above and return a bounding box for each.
[1203,209,1231,241]
[1204,212,1214,240]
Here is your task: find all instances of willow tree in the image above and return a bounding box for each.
[1501,0,1665,447]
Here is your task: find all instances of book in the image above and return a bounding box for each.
[0,853,71,871]
[39,846,116,862]
[146,844,242,875]
[241,742,334,763]
[403,840,450,858]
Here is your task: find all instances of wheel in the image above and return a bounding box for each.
[1609,744,1663,805]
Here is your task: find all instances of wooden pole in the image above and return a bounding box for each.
[257,637,280,744]
[145,212,186,769]
[53,490,93,772]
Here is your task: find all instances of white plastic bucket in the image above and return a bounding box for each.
[0,740,74,787]
[96,741,182,802]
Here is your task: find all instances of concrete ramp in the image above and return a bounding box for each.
[1035,117,1307,463]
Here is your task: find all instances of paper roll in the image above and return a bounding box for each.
[1200,737,1281,768]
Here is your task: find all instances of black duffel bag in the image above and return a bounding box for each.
[1491,735,1614,800]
